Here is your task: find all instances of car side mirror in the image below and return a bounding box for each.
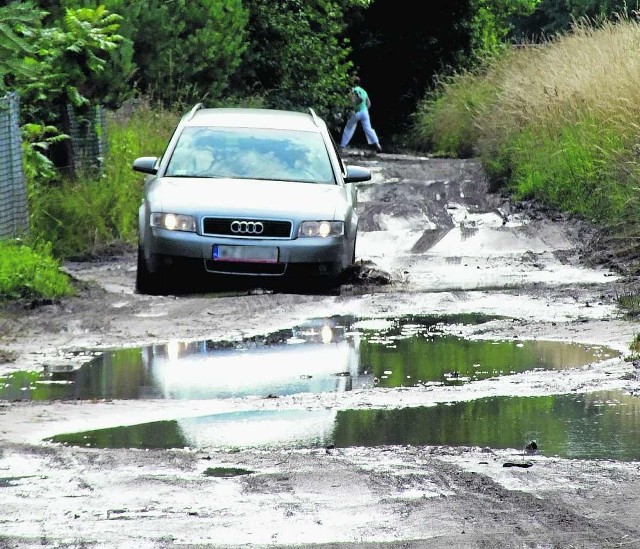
[132,156,159,175]
[344,165,371,183]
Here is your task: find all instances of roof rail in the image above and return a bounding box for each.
[308,107,321,128]
[187,103,204,121]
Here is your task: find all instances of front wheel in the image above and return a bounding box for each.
[351,234,357,266]
[135,246,163,295]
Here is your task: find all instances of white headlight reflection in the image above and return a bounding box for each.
[298,221,344,238]
[321,324,334,344]
[148,340,359,400]
[166,340,181,362]
[151,213,196,232]
[177,409,338,450]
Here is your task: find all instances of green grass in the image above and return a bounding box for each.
[410,68,499,158]
[508,117,634,221]
[0,239,73,300]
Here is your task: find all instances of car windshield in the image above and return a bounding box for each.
[165,126,336,184]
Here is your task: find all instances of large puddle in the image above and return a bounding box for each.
[0,314,614,401]
[47,390,640,461]
[2,314,631,459]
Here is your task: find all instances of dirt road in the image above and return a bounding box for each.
[1,152,640,548]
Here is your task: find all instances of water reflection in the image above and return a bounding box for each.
[0,318,358,401]
[333,390,640,461]
[0,314,618,402]
[48,390,640,461]
[145,339,357,400]
[360,335,611,388]
[52,409,336,451]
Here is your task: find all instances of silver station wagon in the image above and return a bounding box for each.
[132,104,371,294]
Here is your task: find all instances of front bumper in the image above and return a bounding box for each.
[143,228,348,276]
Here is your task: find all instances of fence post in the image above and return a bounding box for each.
[0,91,28,239]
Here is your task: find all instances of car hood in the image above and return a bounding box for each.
[149,178,349,219]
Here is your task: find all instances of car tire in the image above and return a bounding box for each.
[136,246,163,295]
[338,234,356,286]
[315,273,340,295]
[351,234,357,266]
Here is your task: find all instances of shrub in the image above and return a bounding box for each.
[410,68,499,158]
[0,239,73,300]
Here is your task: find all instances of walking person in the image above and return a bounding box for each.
[340,76,382,152]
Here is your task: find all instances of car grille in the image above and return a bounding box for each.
[203,217,292,238]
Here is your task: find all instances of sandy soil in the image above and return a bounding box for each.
[1,152,640,548]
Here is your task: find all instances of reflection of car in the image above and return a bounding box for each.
[146,337,360,400]
[132,104,372,294]
[177,409,337,451]
[145,317,360,400]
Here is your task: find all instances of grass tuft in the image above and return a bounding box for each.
[0,239,73,300]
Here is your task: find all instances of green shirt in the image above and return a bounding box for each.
[353,85,369,112]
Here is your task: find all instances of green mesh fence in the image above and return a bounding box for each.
[66,103,108,174]
[0,92,28,239]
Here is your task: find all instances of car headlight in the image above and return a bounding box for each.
[150,213,197,232]
[298,221,344,238]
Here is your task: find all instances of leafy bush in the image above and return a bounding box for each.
[113,0,249,108]
[235,0,353,132]
[0,239,73,300]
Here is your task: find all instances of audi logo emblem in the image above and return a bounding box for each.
[230,220,264,235]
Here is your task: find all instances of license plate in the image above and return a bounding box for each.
[213,244,278,263]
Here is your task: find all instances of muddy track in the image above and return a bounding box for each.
[1,152,640,548]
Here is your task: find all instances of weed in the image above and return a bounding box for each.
[0,348,18,364]
[630,333,640,353]
[616,289,640,318]
[203,467,254,477]
[0,239,73,300]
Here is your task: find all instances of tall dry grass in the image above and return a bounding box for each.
[417,14,640,232]
[480,16,640,147]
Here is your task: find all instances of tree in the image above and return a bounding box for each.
[7,4,124,179]
[118,0,249,106]
[0,1,42,91]
[468,0,541,55]
[15,5,122,122]
[232,0,354,130]
[29,0,249,108]
[510,0,636,40]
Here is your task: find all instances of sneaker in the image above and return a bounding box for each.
[375,143,382,152]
